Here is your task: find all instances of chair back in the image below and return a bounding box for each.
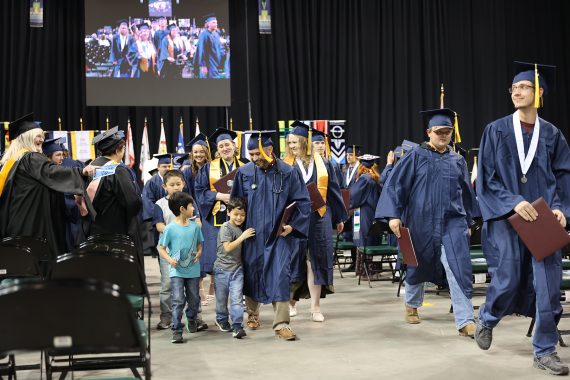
[0,245,41,280]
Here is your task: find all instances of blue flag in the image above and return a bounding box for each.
[177,126,185,153]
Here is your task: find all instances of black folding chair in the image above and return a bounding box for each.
[357,221,398,287]
[0,244,41,281]
[0,354,16,380]
[2,237,52,276]
[0,279,150,379]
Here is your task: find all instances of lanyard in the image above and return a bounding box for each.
[512,111,540,183]
[345,163,359,185]
[296,158,314,183]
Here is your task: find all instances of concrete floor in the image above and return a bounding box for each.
[11,256,568,379]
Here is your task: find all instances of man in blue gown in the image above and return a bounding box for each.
[194,14,225,78]
[375,108,479,337]
[474,62,570,375]
[231,131,311,340]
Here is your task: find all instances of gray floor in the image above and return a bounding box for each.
[11,256,567,379]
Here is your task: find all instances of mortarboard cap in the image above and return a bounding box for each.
[8,113,40,141]
[420,108,456,130]
[204,13,217,24]
[154,153,186,166]
[210,128,237,145]
[186,133,209,149]
[92,126,125,152]
[401,140,419,152]
[289,121,311,138]
[393,146,404,157]
[173,154,190,166]
[346,144,362,154]
[311,129,328,142]
[137,23,150,30]
[246,130,275,150]
[513,61,556,95]
[42,137,66,156]
[117,19,129,27]
[167,23,179,31]
[148,167,159,176]
[357,154,380,169]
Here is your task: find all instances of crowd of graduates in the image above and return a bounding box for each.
[1,61,570,375]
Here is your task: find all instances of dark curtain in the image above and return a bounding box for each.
[1,0,569,169]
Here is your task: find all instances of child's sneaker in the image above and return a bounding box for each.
[196,319,208,331]
[186,320,198,333]
[215,320,232,332]
[171,331,183,343]
[233,328,247,339]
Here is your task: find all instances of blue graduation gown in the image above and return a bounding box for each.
[477,116,570,339]
[380,164,393,185]
[293,159,349,286]
[231,160,311,303]
[350,174,382,247]
[194,29,224,78]
[375,145,479,298]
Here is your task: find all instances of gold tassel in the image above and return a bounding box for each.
[236,131,242,159]
[258,132,273,163]
[534,64,540,109]
[307,128,312,156]
[454,112,461,144]
[325,135,331,159]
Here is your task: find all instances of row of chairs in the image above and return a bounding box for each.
[0,234,151,379]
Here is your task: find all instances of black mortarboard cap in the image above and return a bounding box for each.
[42,137,66,155]
[209,128,237,145]
[92,126,124,152]
[9,113,40,141]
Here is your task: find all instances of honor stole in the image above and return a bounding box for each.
[209,158,244,226]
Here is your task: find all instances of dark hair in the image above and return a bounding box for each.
[163,170,185,184]
[227,196,247,212]
[100,139,126,157]
[168,192,194,216]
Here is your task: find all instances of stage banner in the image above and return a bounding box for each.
[70,131,96,161]
[30,0,44,28]
[258,0,271,34]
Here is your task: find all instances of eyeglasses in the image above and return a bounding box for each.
[508,84,535,94]
[432,129,452,136]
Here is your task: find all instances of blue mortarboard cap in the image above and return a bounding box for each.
[186,133,209,148]
[311,129,327,142]
[209,128,237,145]
[92,126,125,152]
[204,13,217,23]
[513,61,556,95]
[289,121,311,138]
[154,153,185,166]
[346,144,362,154]
[42,137,66,155]
[8,113,40,141]
[246,130,275,150]
[358,154,380,168]
[420,108,456,129]
[401,140,419,152]
[167,23,178,31]
[173,154,190,166]
[137,23,150,30]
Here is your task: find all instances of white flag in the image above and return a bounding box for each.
[471,156,478,187]
[195,117,201,136]
[124,119,135,168]
[139,119,151,183]
[158,117,168,154]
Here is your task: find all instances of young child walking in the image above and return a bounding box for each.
[158,191,204,343]
[214,197,255,339]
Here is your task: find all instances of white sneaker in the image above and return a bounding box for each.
[311,312,325,322]
[289,305,297,317]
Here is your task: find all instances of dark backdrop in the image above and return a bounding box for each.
[1,0,569,168]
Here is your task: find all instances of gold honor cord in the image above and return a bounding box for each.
[534,64,541,109]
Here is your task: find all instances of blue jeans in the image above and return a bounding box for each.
[158,257,172,323]
[171,277,200,332]
[214,267,244,330]
[405,245,474,330]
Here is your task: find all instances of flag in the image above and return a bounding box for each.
[177,118,185,153]
[195,117,201,136]
[471,156,478,188]
[139,118,150,181]
[124,119,135,168]
[158,117,168,154]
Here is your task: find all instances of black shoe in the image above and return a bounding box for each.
[534,353,570,376]
[233,328,247,339]
[215,320,232,332]
[475,321,493,350]
[196,319,208,331]
[186,320,198,333]
[341,265,355,273]
[171,331,183,343]
[156,321,171,330]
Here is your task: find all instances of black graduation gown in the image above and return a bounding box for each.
[0,152,87,257]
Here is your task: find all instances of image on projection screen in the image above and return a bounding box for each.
[84,0,230,106]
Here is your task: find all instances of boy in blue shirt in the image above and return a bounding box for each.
[159,191,204,343]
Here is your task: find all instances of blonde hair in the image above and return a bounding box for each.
[190,144,212,175]
[0,128,43,165]
[285,134,312,166]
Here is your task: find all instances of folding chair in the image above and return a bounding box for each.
[0,244,42,282]
[333,229,356,278]
[79,236,143,268]
[357,221,398,287]
[0,354,16,380]
[0,279,150,379]
[2,236,52,275]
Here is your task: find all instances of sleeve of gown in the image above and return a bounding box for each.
[23,153,86,195]
[230,169,244,198]
[325,161,348,224]
[550,129,570,216]
[350,175,371,209]
[458,158,480,224]
[142,179,159,204]
[374,152,416,220]
[287,169,311,239]
[380,164,393,185]
[476,124,525,220]
[194,163,218,217]
[114,167,143,219]
[182,167,194,197]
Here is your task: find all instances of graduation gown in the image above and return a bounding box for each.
[477,115,570,322]
[88,156,144,265]
[292,158,348,287]
[195,158,244,274]
[349,173,382,247]
[230,160,311,303]
[380,164,393,185]
[0,152,87,257]
[375,144,479,298]
[194,29,224,78]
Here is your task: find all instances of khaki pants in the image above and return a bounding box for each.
[245,296,290,330]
